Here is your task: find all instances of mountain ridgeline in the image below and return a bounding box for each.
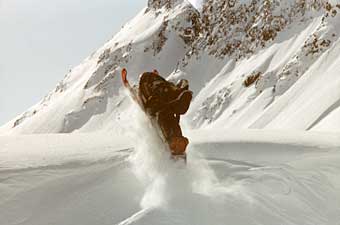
[1,0,340,134]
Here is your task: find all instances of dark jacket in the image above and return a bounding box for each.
[139,72,192,116]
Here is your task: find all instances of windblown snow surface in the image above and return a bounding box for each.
[1,109,340,225]
[1,0,340,224]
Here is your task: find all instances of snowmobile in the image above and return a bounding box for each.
[121,68,192,162]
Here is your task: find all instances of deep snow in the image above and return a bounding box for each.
[1,113,340,224]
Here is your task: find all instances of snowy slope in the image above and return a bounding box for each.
[1,0,340,134]
[1,127,340,225]
[1,103,340,224]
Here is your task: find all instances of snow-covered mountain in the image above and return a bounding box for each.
[1,0,340,134]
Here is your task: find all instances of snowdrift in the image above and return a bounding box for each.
[1,129,340,225]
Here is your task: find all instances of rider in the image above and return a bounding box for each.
[138,70,193,156]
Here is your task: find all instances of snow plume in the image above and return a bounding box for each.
[128,106,185,208]
[128,106,172,208]
[126,100,225,209]
[130,105,202,205]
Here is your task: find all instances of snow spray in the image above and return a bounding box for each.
[126,101,221,209]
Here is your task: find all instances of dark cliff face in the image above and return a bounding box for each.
[143,0,339,67]
[178,0,339,61]
[147,0,174,9]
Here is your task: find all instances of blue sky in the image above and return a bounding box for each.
[0,0,145,125]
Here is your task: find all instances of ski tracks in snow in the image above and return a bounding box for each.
[1,127,340,225]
